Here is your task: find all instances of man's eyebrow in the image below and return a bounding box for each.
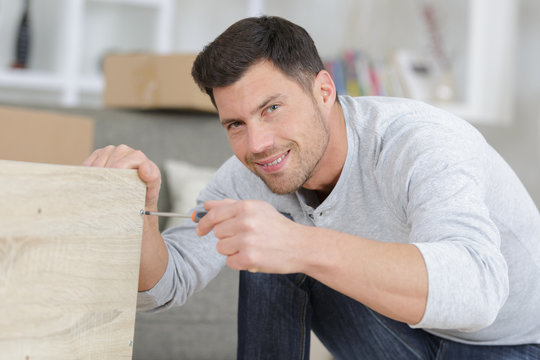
[220,117,239,127]
[220,94,283,127]
[252,94,282,116]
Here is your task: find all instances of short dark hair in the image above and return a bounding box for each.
[192,16,325,107]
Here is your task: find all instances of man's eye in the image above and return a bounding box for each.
[227,121,243,129]
[266,104,279,113]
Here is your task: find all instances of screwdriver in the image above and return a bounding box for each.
[141,209,208,222]
[141,209,293,222]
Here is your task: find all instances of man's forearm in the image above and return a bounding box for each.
[299,227,428,325]
[138,213,169,291]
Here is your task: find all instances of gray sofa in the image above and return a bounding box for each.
[44,106,239,360]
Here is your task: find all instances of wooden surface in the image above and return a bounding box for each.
[0,160,145,359]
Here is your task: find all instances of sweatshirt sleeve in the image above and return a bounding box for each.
[378,114,509,331]
[137,223,226,312]
[407,158,509,331]
[137,159,239,312]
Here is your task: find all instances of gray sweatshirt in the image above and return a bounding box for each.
[138,96,540,346]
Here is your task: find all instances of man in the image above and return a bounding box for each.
[84,16,540,359]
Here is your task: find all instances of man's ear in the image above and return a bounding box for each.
[314,70,337,109]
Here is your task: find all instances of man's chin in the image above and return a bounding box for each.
[260,174,302,195]
[246,162,304,194]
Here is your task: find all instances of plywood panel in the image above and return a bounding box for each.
[0,160,145,359]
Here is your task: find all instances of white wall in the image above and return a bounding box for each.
[475,0,540,205]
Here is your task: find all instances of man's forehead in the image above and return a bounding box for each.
[214,63,296,116]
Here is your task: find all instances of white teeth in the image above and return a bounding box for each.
[263,153,286,167]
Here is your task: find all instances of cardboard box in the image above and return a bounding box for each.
[103,53,216,113]
[0,105,94,165]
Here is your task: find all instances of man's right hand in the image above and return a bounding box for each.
[82,144,162,210]
[82,144,168,291]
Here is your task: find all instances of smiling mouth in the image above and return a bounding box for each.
[256,150,290,168]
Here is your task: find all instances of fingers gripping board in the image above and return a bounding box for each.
[0,160,145,359]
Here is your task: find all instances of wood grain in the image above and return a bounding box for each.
[0,160,145,359]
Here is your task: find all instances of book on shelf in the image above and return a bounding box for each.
[324,50,415,99]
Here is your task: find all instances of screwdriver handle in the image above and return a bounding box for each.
[191,210,207,223]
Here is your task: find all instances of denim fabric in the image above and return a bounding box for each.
[237,271,540,360]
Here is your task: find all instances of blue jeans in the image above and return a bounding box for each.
[237,272,540,360]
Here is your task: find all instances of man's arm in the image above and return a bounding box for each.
[83,144,168,291]
[299,226,428,325]
[196,199,428,325]
[138,213,169,291]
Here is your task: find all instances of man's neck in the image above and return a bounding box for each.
[302,101,347,197]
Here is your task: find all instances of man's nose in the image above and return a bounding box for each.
[248,123,274,154]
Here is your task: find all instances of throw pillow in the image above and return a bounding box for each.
[163,159,216,229]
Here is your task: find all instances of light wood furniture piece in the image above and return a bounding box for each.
[0,160,145,359]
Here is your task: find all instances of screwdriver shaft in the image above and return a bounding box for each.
[141,210,207,222]
[142,211,190,218]
[141,209,293,223]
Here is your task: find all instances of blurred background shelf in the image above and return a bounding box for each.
[0,0,519,124]
[0,69,63,90]
[0,0,174,106]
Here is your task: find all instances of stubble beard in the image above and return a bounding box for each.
[248,105,329,195]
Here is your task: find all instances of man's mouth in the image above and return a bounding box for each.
[255,150,290,172]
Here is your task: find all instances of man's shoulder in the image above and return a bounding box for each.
[211,156,268,194]
[341,95,479,142]
[342,96,451,126]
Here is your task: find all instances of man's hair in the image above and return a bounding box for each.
[191,16,325,107]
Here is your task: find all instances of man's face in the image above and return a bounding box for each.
[213,61,330,194]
